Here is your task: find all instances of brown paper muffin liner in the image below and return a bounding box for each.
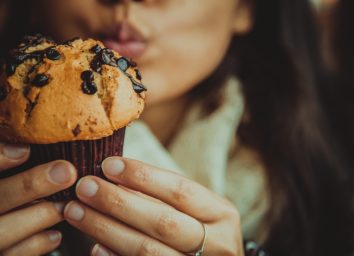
[1,128,125,201]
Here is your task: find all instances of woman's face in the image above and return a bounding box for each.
[33,0,248,105]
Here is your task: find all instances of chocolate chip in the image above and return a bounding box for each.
[5,62,16,76]
[72,124,81,137]
[90,59,102,73]
[46,48,61,60]
[125,73,147,93]
[13,53,30,63]
[132,80,147,93]
[21,34,44,45]
[45,36,56,44]
[81,70,94,81]
[90,44,102,54]
[0,86,8,101]
[82,81,98,95]
[100,49,117,67]
[29,51,45,62]
[117,57,130,72]
[32,74,49,87]
[135,69,142,80]
[101,50,112,64]
[18,34,54,51]
[130,60,137,67]
[3,36,61,78]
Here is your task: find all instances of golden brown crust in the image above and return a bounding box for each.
[0,37,146,144]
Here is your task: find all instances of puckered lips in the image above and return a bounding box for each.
[100,22,147,60]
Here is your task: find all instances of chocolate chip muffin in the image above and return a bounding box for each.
[0,34,146,200]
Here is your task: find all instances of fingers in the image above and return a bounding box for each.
[0,143,30,172]
[0,201,65,250]
[101,157,227,221]
[1,230,62,256]
[0,160,77,214]
[76,176,203,252]
[64,201,184,256]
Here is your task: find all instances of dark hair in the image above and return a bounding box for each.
[231,1,353,256]
[0,0,35,57]
[329,0,354,166]
[332,0,354,75]
[1,1,353,256]
[324,2,354,254]
[196,0,353,255]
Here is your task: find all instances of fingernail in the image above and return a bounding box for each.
[54,202,66,214]
[77,178,99,197]
[102,157,125,176]
[92,244,110,256]
[3,144,29,159]
[65,202,85,221]
[48,231,62,243]
[49,162,73,184]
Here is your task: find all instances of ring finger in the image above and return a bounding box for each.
[64,201,184,256]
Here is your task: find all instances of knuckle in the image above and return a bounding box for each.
[219,203,240,223]
[171,178,193,204]
[22,169,47,197]
[154,212,179,239]
[131,167,150,186]
[137,239,161,256]
[220,209,241,236]
[106,190,126,212]
[92,219,111,237]
[20,171,39,196]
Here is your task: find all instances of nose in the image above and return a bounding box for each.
[98,0,125,5]
[98,0,143,6]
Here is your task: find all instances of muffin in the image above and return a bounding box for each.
[0,34,146,200]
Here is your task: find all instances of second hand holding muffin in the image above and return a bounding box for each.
[0,143,77,255]
[65,157,244,256]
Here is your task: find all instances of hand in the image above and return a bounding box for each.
[64,157,244,256]
[0,143,77,256]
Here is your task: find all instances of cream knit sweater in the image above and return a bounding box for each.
[124,78,270,242]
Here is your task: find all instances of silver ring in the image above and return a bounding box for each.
[188,222,207,256]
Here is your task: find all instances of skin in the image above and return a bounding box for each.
[32,0,251,143]
[1,0,252,255]
[0,143,77,255]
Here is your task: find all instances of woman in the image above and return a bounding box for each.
[0,0,352,255]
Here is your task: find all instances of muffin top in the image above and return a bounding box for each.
[0,34,146,144]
